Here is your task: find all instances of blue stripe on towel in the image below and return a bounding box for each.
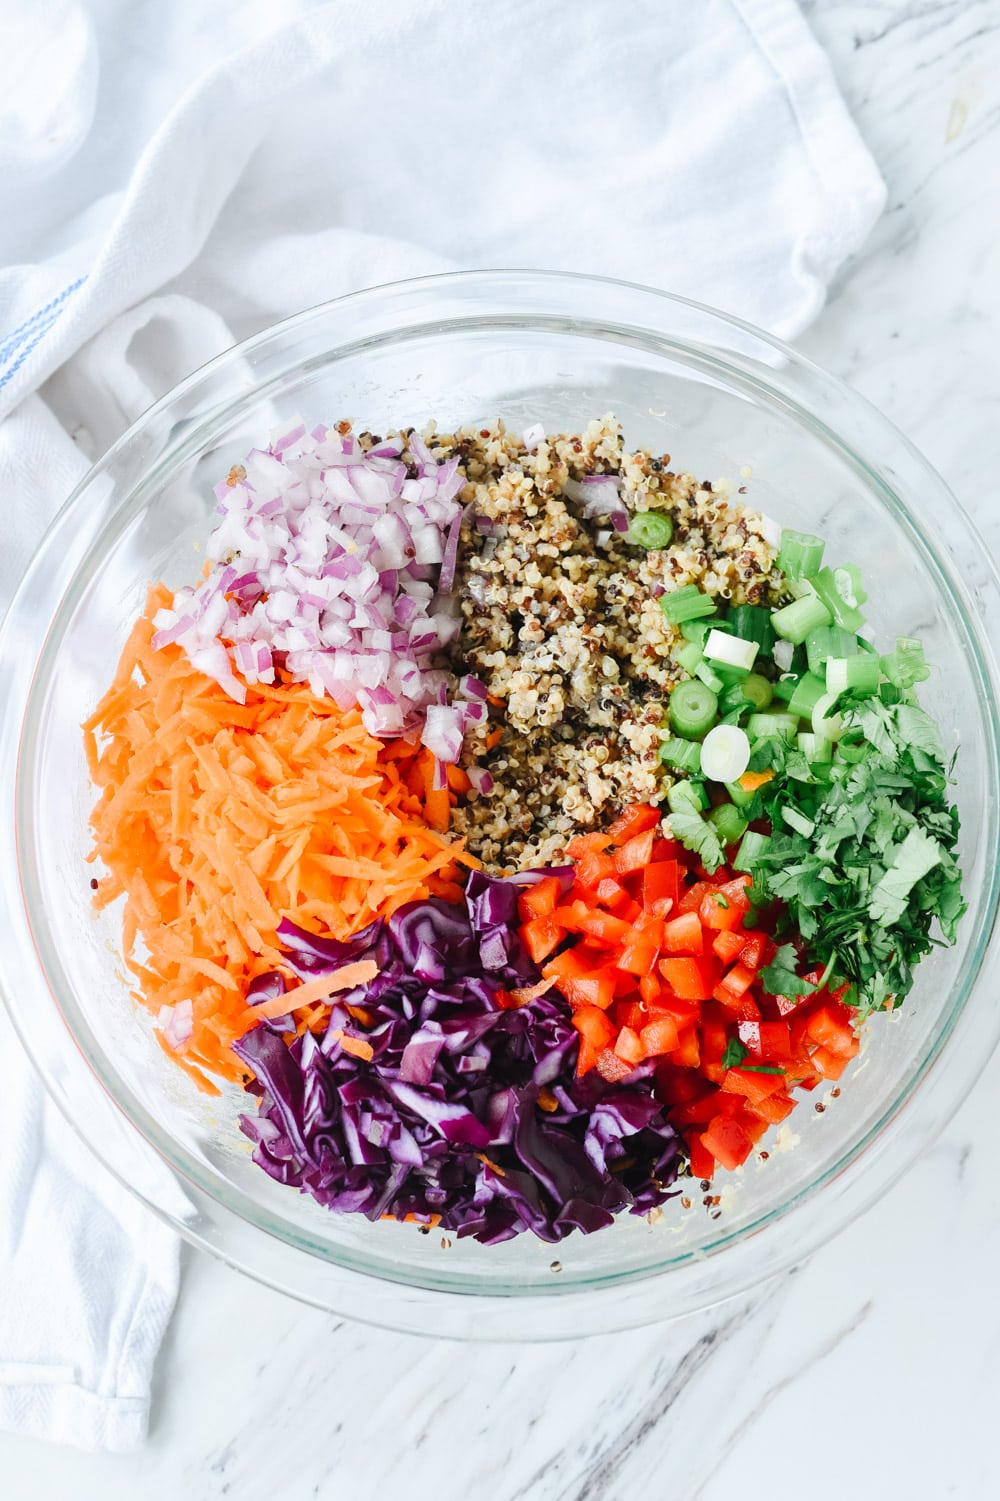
[0,275,88,393]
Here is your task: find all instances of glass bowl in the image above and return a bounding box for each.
[2,270,999,1340]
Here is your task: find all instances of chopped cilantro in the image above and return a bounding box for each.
[760,943,817,1001]
[666,809,726,873]
[721,1037,748,1069]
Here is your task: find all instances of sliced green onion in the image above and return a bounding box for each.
[700,724,751,782]
[796,731,833,764]
[627,510,674,549]
[725,778,758,810]
[786,671,827,719]
[805,624,858,675]
[695,659,725,694]
[713,661,752,687]
[740,672,773,711]
[728,605,775,656]
[772,674,797,703]
[748,711,799,744]
[880,636,930,688]
[703,629,759,672]
[658,736,703,774]
[660,585,717,625]
[811,690,844,741]
[825,654,881,697]
[708,802,749,845]
[734,830,771,873]
[680,617,716,646]
[782,805,815,837]
[808,567,865,632]
[833,563,867,609]
[771,592,833,644]
[675,639,704,674]
[667,779,709,814]
[669,679,719,739]
[778,530,825,579]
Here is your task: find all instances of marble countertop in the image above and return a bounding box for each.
[5,3,1000,1496]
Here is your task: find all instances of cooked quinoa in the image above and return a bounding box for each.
[368,416,783,872]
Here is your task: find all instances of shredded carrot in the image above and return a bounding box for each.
[485,728,504,751]
[87,586,477,1086]
[251,961,379,1019]
[738,769,775,791]
[329,1029,375,1062]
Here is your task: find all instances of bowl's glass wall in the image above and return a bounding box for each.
[8,274,999,1331]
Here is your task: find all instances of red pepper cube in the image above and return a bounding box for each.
[613,828,657,875]
[714,962,757,1008]
[660,955,716,1002]
[712,930,745,964]
[642,859,679,915]
[653,1063,705,1106]
[720,1067,786,1105]
[756,1019,792,1063]
[594,876,632,910]
[678,879,715,915]
[516,875,563,923]
[738,931,767,969]
[639,1016,680,1058]
[565,831,614,859]
[662,912,704,956]
[573,850,618,890]
[638,971,663,1006]
[606,802,662,843]
[702,1113,753,1171]
[687,1132,716,1181]
[614,1025,645,1066]
[571,1004,616,1075]
[699,890,745,932]
[805,1003,859,1059]
[811,1045,853,1080]
[749,1091,796,1125]
[669,1023,701,1069]
[520,915,564,965]
[596,1046,637,1084]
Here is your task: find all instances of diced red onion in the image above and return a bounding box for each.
[466,766,494,796]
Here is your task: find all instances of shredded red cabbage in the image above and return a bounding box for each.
[234,871,681,1244]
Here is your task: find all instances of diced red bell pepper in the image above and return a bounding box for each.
[669,1023,701,1068]
[748,1091,796,1125]
[571,1005,616,1075]
[649,836,684,863]
[594,876,636,915]
[597,1046,637,1083]
[574,850,618,889]
[661,911,704,956]
[638,971,663,1006]
[653,1063,705,1106]
[678,879,715,915]
[720,1067,786,1104]
[520,915,564,964]
[811,1045,854,1080]
[516,875,563,922]
[718,874,751,908]
[613,828,657,875]
[699,890,745,932]
[756,1020,792,1062]
[660,956,717,1001]
[687,1132,716,1181]
[543,947,615,1009]
[739,1111,769,1145]
[699,1006,730,1068]
[614,1025,645,1066]
[606,802,662,843]
[640,1016,680,1058]
[805,1002,858,1058]
[552,901,632,946]
[702,1113,754,1171]
[615,1000,648,1031]
[713,962,757,1007]
[565,831,613,859]
[642,859,679,915]
[738,931,767,969]
[712,930,745,964]
[672,1090,731,1127]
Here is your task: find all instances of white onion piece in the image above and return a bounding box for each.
[700,724,751,783]
[703,629,759,672]
[154,423,483,760]
[772,638,795,672]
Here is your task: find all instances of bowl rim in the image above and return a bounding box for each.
[3,267,1000,1335]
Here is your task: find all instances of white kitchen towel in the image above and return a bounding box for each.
[0,0,886,1453]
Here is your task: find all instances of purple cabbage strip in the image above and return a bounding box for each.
[235,870,681,1244]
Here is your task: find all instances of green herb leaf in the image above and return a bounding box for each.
[868,825,944,926]
[666,809,726,873]
[721,1037,748,1069]
[740,1064,786,1075]
[759,942,817,1001]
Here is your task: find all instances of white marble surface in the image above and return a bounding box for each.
[5,3,1000,1497]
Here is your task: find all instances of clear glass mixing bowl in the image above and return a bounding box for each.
[2,271,999,1339]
